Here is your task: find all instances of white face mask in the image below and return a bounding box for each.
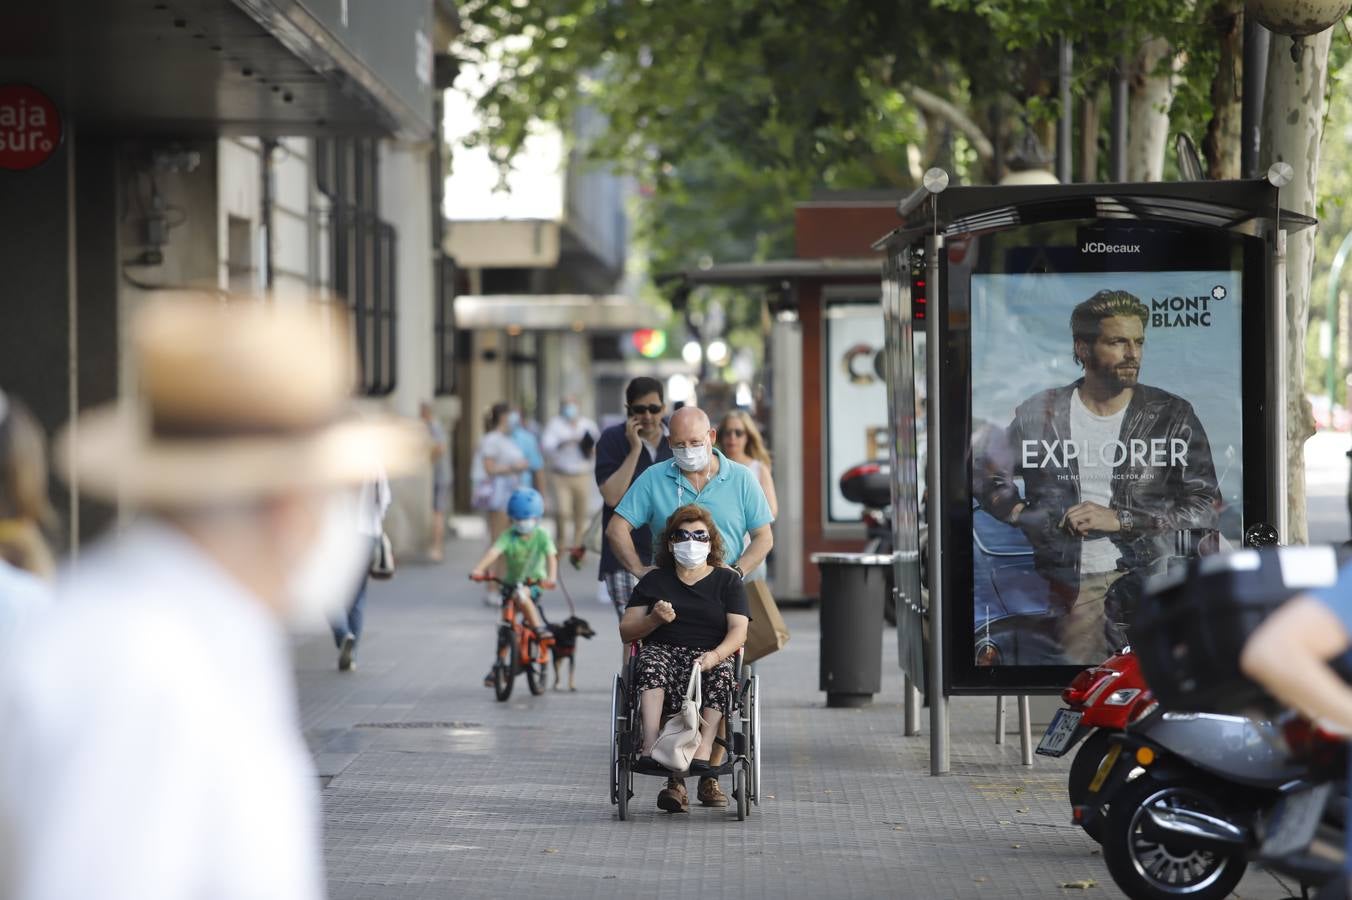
[672,442,710,473]
[284,490,368,632]
[514,518,538,534]
[672,540,711,569]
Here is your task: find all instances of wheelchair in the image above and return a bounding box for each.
[609,643,761,821]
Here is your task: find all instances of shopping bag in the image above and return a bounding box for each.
[743,578,789,663]
[650,663,702,772]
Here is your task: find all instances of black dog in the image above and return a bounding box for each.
[546,616,596,691]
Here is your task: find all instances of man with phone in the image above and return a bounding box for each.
[595,377,672,620]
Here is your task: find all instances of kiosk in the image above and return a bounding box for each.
[874,173,1314,773]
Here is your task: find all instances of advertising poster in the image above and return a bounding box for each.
[968,271,1243,668]
[825,299,889,523]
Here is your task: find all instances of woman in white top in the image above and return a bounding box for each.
[717,410,778,582]
[0,389,54,643]
[475,402,530,542]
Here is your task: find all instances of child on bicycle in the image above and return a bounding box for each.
[471,488,558,683]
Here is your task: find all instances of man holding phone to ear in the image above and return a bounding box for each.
[595,377,673,620]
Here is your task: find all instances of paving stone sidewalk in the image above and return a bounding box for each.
[295,538,1294,900]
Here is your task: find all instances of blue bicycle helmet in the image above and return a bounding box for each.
[506,487,544,521]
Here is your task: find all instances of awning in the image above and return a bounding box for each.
[680,257,881,285]
[453,295,666,332]
[0,0,436,138]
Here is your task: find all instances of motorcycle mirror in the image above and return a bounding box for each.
[1243,522,1280,548]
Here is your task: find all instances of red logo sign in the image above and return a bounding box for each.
[0,85,62,171]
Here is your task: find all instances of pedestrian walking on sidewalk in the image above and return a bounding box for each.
[717,409,779,582]
[595,377,671,620]
[607,404,773,811]
[542,396,599,552]
[421,401,450,562]
[332,468,391,672]
[0,389,54,646]
[0,297,424,900]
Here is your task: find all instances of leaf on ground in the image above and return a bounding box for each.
[1089,848,1101,856]
[1016,807,1029,813]
[997,819,1013,825]
[543,848,559,854]
[1061,879,1097,890]
[972,876,988,884]
[893,826,905,831]
[1010,843,1022,849]
[1013,786,1026,794]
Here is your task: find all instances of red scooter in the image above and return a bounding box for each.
[1037,647,1154,842]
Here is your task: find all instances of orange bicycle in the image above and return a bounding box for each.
[471,574,553,701]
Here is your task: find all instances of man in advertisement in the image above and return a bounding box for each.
[975,289,1221,663]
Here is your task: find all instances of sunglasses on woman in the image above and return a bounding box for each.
[628,404,662,415]
[722,429,746,438]
[672,528,711,543]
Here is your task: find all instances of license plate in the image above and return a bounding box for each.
[1088,743,1122,794]
[1036,709,1083,757]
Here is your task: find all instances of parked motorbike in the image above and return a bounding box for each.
[1038,647,1152,842]
[839,460,897,624]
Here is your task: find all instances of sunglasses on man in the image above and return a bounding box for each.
[628,404,662,415]
[672,528,711,543]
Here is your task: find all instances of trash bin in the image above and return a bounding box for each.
[811,552,895,708]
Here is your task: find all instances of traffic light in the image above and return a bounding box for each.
[630,328,667,358]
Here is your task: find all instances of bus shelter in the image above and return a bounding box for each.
[873,174,1313,773]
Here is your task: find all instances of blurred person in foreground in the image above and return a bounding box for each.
[541,396,600,554]
[0,389,55,643]
[0,297,424,900]
[420,401,450,562]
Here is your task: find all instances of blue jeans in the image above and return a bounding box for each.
[332,541,375,647]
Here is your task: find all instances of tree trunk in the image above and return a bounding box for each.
[1261,30,1332,543]
[1127,36,1179,181]
[1202,0,1244,180]
[1080,85,1101,183]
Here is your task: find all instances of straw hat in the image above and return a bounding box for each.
[58,295,427,507]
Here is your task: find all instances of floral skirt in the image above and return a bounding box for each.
[633,642,736,716]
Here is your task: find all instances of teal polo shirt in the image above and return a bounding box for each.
[613,448,774,559]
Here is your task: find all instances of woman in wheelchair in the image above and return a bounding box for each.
[618,504,749,813]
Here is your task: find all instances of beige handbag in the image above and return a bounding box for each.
[649,663,702,772]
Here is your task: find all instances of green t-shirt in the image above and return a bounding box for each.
[492,527,557,584]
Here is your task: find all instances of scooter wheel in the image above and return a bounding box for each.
[1066,729,1114,843]
[1101,772,1246,900]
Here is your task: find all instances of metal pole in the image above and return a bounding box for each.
[995,696,1007,745]
[1018,695,1034,766]
[1109,54,1128,182]
[926,230,949,775]
[1057,36,1074,183]
[1274,228,1289,541]
[904,675,921,736]
[1324,230,1352,413]
[1242,17,1271,178]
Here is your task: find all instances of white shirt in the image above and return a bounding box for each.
[1069,389,1127,574]
[0,559,48,647]
[541,415,600,475]
[359,471,391,537]
[0,522,324,900]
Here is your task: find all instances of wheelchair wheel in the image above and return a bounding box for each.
[494,627,517,702]
[609,676,623,805]
[741,672,760,804]
[735,766,748,821]
[525,636,546,696]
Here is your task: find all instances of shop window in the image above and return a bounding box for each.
[315,138,397,396]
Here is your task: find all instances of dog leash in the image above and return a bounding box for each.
[556,574,579,617]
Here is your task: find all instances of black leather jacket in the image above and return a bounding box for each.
[975,380,1220,595]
